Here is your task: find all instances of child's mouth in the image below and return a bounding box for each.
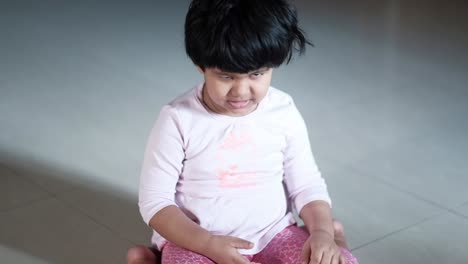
[227,100,250,109]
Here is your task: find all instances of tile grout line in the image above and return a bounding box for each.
[346,163,456,213]
[0,164,58,212]
[351,209,468,252]
[329,124,468,215]
[54,197,138,245]
[0,196,55,213]
[322,155,456,252]
[2,163,138,245]
[332,132,468,220]
[334,160,468,251]
[448,209,468,220]
[1,163,58,196]
[350,210,447,251]
[458,200,468,208]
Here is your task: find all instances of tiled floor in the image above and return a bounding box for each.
[1,0,467,263]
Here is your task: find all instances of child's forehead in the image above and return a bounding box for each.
[211,67,269,75]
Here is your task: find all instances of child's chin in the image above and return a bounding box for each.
[229,108,255,116]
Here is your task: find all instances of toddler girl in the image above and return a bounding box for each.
[128,1,360,263]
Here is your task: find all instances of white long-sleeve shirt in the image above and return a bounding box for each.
[139,83,331,254]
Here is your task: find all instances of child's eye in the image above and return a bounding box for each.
[220,75,232,80]
[250,72,264,78]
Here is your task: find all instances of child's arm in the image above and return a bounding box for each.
[149,205,212,253]
[281,99,344,263]
[299,200,334,237]
[149,205,255,263]
[299,201,345,264]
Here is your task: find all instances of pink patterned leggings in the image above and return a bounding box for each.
[161,225,359,264]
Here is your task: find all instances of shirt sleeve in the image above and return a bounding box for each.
[282,99,332,214]
[138,105,185,225]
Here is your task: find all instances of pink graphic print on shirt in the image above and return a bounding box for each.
[216,130,257,188]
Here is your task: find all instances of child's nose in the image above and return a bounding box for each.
[229,80,250,98]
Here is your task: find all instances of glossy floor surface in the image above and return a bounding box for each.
[1,1,467,263]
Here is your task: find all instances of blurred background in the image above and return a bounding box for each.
[1,0,467,263]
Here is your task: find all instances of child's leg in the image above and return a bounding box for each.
[127,245,158,264]
[252,224,359,264]
[299,220,349,249]
[161,242,215,264]
[332,219,349,249]
[126,244,219,264]
[162,242,255,264]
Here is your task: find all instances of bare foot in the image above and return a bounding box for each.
[333,219,349,249]
[127,245,158,264]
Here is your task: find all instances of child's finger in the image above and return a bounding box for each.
[339,254,346,264]
[311,250,324,264]
[229,237,254,249]
[320,250,332,264]
[330,253,340,264]
[300,245,311,264]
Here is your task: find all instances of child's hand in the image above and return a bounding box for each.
[301,230,345,264]
[202,235,257,264]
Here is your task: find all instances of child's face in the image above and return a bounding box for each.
[198,67,273,117]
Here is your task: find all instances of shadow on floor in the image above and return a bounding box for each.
[0,148,153,263]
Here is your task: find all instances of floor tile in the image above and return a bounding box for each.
[0,244,49,264]
[353,212,468,264]
[0,151,86,195]
[6,163,79,195]
[353,130,468,209]
[56,185,152,245]
[303,94,439,169]
[454,202,468,218]
[0,165,50,211]
[323,166,444,250]
[0,198,133,264]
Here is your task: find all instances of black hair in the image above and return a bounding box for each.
[185,0,312,73]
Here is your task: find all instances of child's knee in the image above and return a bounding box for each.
[333,219,345,236]
[126,245,157,264]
